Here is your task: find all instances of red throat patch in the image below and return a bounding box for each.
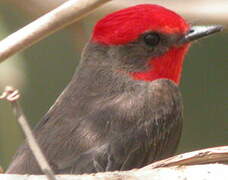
[131,44,190,84]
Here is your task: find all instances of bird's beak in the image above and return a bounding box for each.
[179,25,223,44]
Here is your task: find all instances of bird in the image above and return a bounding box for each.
[7,4,222,174]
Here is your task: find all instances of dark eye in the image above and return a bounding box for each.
[143,32,160,46]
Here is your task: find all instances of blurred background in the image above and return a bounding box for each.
[0,0,227,170]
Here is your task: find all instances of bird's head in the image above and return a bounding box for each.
[91,4,222,84]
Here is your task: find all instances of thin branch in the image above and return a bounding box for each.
[144,146,228,169]
[0,87,56,180]
[0,0,111,63]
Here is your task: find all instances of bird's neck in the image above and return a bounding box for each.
[131,44,190,84]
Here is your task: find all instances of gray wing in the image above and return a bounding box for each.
[7,79,183,174]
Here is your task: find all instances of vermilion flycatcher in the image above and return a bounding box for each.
[7,4,222,174]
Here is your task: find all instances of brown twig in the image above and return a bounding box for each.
[0,87,56,180]
[0,0,111,63]
[144,145,228,169]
